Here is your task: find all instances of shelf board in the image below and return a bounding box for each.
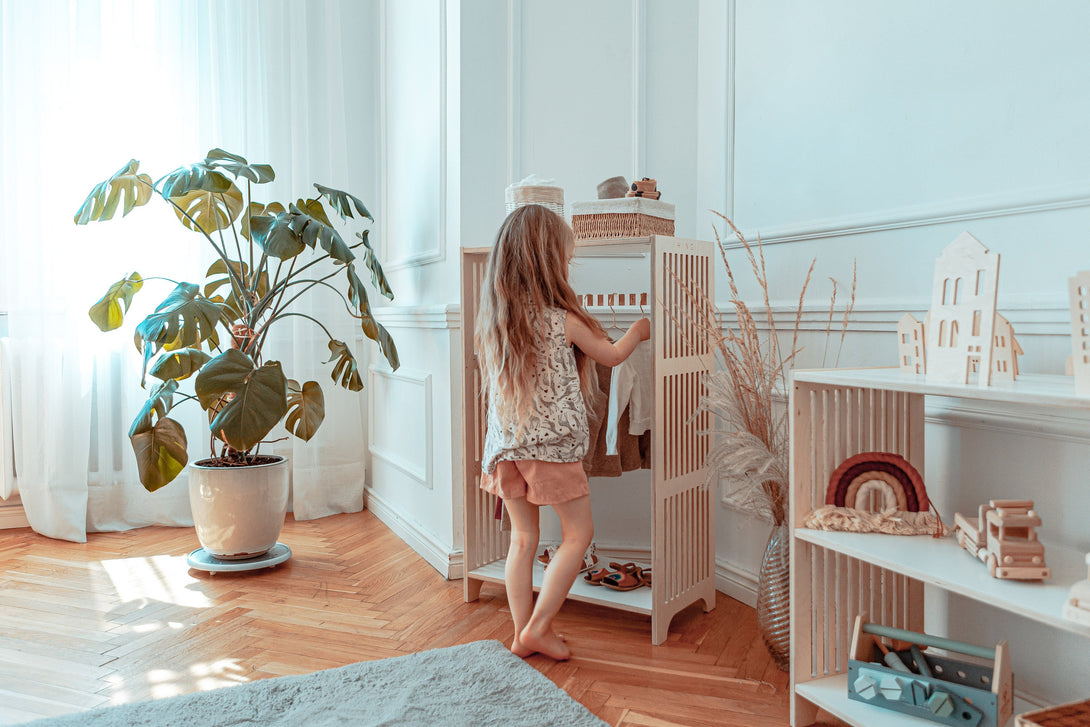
[796,673,1033,727]
[574,236,653,256]
[468,558,653,615]
[792,368,1090,410]
[795,528,1090,638]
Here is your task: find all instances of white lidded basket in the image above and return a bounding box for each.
[505,174,564,216]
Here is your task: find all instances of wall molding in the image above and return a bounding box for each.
[378,0,447,271]
[926,397,1090,445]
[631,0,647,177]
[364,486,461,579]
[368,298,1074,337]
[723,0,736,220]
[728,182,1090,249]
[372,303,460,330]
[505,0,522,185]
[733,298,1072,336]
[368,366,433,489]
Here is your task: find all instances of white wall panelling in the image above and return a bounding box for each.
[368,366,433,489]
[379,0,446,271]
[730,182,1090,250]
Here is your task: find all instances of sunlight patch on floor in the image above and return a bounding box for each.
[101,554,212,608]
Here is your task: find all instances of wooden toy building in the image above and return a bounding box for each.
[897,232,1023,384]
[460,234,717,644]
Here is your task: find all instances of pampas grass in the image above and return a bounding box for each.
[675,212,855,526]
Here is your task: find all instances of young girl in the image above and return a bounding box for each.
[476,204,651,660]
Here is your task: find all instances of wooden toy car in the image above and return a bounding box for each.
[953,499,1050,580]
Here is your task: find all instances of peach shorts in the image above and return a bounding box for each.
[480,459,590,505]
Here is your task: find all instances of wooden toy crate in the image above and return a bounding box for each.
[847,616,1012,727]
[570,198,674,240]
[1016,698,1090,727]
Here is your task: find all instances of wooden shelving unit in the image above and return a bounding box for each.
[460,235,717,644]
[789,367,1090,726]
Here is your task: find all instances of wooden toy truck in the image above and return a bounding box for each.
[953,499,1050,580]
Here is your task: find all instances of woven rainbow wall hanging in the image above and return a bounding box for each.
[825,451,930,513]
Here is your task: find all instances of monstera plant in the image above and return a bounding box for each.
[76,149,399,499]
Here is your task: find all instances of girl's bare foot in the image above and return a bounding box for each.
[510,633,566,658]
[510,637,535,658]
[519,625,571,660]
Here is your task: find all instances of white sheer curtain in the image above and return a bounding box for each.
[0,0,375,541]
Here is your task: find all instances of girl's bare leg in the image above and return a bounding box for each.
[501,496,540,657]
[519,495,593,660]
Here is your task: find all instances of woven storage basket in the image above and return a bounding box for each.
[570,198,675,240]
[505,185,564,216]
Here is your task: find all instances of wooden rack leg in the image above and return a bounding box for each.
[464,577,483,602]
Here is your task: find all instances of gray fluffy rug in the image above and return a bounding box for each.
[24,640,607,727]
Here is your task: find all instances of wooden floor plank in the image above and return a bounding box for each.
[0,511,791,726]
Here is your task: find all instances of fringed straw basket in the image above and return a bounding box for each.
[570,198,675,240]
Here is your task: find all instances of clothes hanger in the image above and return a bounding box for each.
[607,294,623,335]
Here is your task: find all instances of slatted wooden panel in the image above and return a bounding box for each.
[461,249,508,601]
[651,236,717,644]
[789,381,926,724]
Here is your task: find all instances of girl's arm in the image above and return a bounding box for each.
[566,314,650,367]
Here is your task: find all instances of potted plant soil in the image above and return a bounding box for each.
[76,149,399,562]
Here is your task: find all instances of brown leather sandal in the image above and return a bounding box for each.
[584,561,634,586]
[602,563,645,591]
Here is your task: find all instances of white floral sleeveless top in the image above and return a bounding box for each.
[482,308,590,473]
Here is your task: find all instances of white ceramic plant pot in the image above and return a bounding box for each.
[188,456,290,560]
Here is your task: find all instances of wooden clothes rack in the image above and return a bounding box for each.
[460,235,716,644]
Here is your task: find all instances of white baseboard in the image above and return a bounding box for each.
[716,557,758,608]
[363,486,462,579]
[0,503,29,530]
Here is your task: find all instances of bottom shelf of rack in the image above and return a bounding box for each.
[795,673,1034,727]
[468,558,653,615]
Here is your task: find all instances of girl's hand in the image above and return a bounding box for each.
[631,317,651,342]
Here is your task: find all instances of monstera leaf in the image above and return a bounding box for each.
[88,273,143,332]
[74,160,153,224]
[134,283,223,382]
[194,349,288,451]
[204,259,268,321]
[294,197,334,228]
[326,339,363,391]
[240,201,285,241]
[362,317,400,372]
[285,379,325,441]
[316,183,372,222]
[158,163,235,198]
[130,417,188,493]
[128,379,187,492]
[345,264,399,371]
[169,181,245,234]
[249,205,355,264]
[149,348,212,382]
[203,148,274,184]
[355,230,393,300]
[346,264,374,319]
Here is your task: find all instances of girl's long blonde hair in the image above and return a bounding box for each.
[475,204,604,432]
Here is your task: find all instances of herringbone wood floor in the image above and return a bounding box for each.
[0,510,793,726]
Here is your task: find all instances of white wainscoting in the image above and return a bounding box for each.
[367,366,433,489]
